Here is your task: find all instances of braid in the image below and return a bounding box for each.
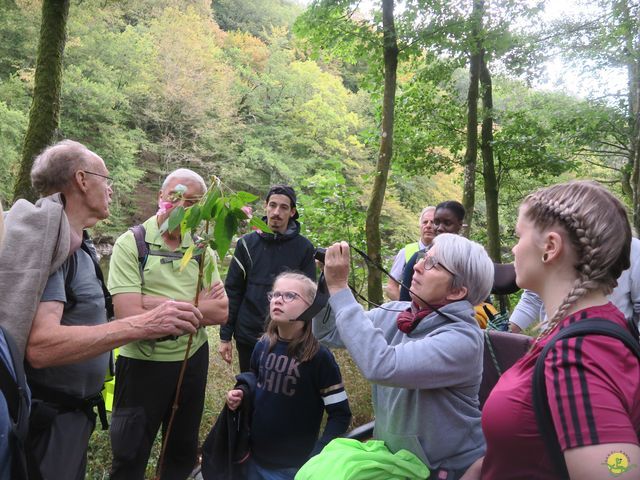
[524,181,631,338]
[537,280,589,341]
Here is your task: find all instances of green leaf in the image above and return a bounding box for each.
[248,216,272,233]
[201,189,221,219]
[179,244,195,272]
[229,191,258,209]
[231,207,249,219]
[166,206,185,232]
[186,205,202,229]
[214,209,231,259]
[225,214,239,245]
[203,260,215,288]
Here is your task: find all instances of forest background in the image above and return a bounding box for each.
[0,0,638,477]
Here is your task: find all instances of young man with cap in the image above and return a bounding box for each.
[219,185,316,372]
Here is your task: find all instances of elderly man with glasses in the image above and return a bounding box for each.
[0,140,204,480]
[108,168,229,480]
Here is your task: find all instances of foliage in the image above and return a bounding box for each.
[0,100,27,204]
[162,179,270,285]
[212,0,302,41]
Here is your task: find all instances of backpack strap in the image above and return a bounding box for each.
[63,232,114,319]
[63,253,78,313]
[129,225,202,287]
[129,225,150,286]
[532,318,640,478]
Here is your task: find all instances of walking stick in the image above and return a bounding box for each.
[154,220,209,480]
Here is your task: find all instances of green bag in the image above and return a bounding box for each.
[295,438,429,480]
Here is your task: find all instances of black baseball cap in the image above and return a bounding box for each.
[266,185,299,219]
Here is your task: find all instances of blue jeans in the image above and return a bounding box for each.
[244,457,298,480]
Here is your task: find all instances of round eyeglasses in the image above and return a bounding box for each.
[267,291,309,304]
[417,252,456,277]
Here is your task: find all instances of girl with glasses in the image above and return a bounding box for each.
[225,272,351,479]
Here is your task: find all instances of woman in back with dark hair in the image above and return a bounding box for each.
[399,200,465,301]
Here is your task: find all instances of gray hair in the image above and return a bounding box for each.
[161,168,206,193]
[31,140,98,196]
[432,233,494,305]
[419,206,436,226]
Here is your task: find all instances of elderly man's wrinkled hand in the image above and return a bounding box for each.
[143,300,202,338]
[324,241,351,295]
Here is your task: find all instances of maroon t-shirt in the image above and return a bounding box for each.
[481,303,640,479]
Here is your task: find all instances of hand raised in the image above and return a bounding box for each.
[324,241,351,294]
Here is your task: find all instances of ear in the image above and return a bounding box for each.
[446,285,468,302]
[74,170,89,193]
[290,207,297,219]
[542,231,564,263]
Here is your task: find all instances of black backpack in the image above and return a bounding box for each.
[0,325,30,480]
[532,318,640,479]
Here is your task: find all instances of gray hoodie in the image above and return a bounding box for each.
[313,288,485,472]
[0,194,70,359]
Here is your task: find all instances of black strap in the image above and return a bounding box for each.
[64,231,114,319]
[533,318,640,478]
[297,273,330,322]
[130,224,149,285]
[129,225,202,286]
[29,382,109,430]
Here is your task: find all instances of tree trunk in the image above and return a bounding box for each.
[480,54,501,263]
[630,38,640,230]
[12,0,70,203]
[461,0,484,237]
[617,0,640,230]
[366,0,398,306]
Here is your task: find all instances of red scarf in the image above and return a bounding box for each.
[396,303,444,334]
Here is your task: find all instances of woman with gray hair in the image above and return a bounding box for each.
[314,233,494,479]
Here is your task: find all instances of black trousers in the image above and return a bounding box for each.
[236,341,255,373]
[109,342,209,480]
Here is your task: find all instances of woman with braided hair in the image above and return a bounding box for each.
[462,180,640,480]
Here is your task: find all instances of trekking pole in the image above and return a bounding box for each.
[154,221,209,480]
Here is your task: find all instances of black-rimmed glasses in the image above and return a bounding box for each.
[83,170,114,188]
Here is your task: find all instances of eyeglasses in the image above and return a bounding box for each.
[83,170,114,188]
[166,193,203,207]
[267,291,310,304]
[417,252,456,277]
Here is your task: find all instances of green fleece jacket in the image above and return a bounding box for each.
[0,194,70,359]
